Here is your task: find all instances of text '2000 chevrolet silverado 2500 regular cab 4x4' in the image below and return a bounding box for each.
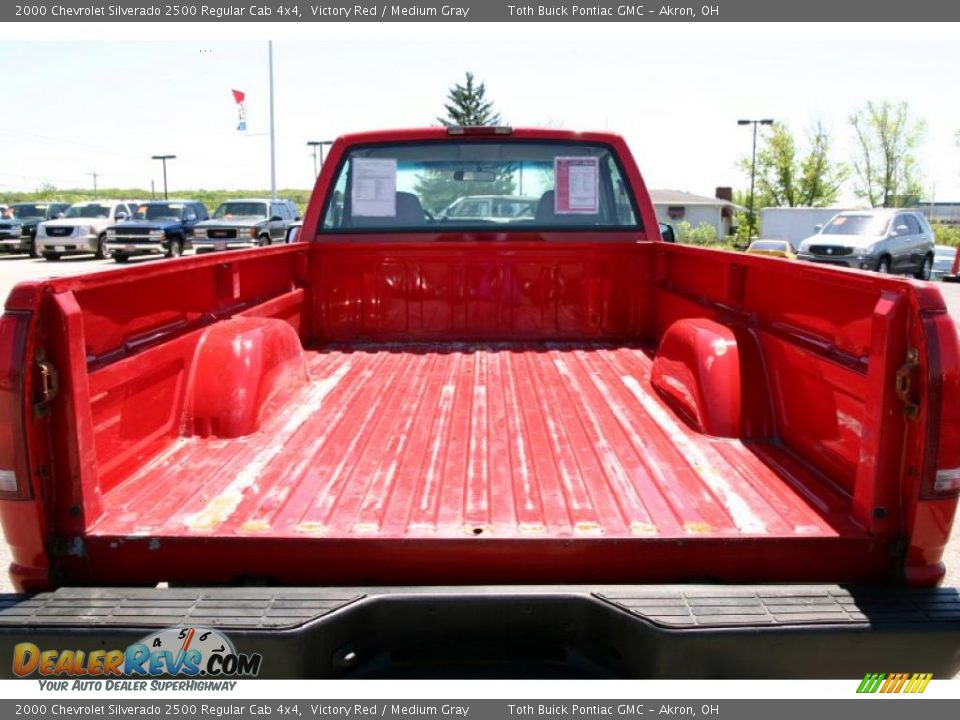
[0,127,958,678]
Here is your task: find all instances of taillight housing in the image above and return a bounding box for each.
[936,469,960,495]
[920,313,960,500]
[0,312,31,500]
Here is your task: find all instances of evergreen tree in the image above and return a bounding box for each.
[437,72,502,127]
[417,73,513,215]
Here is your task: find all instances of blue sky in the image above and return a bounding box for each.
[1,34,958,202]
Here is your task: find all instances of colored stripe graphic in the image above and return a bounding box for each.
[857,672,932,693]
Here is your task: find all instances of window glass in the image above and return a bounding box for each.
[64,204,111,219]
[901,214,921,234]
[8,204,48,219]
[134,203,182,221]
[319,141,641,233]
[822,214,889,236]
[322,172,349,230]
[213,202,268,219]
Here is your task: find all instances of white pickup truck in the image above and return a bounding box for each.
[35,200,135,260]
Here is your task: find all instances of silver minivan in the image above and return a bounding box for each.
[797,209,936,280]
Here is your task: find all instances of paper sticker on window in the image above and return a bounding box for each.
[352,158,397,217]
[555,157,599,214]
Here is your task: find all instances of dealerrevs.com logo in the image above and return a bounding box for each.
[13,627,262,680]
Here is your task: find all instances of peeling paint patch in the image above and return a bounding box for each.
[574,521,603,535]
[295,521,326,534]
[631,522,658,535]
[407,522,438,534]
[183,362,352,532]
[621,374,767,535]
[147,538,161,550]
[241,520,271,533]
[684,522,712,534]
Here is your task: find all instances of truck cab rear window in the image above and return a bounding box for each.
[319,141,640,234]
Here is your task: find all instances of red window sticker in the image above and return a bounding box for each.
[555,157,599,214]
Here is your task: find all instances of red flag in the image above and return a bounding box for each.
[231,89,247,132]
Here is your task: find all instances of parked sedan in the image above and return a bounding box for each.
[796,209,935,279]
[932,245,957,281]
[746,239,796,260]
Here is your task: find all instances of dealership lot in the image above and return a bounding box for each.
[1,255,959,593]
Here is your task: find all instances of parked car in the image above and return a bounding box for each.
[437,195,538,222]
[0,202,70,257]
[746,239,796,260]
[35,200,135,260]
[105,200,210,263]
[796,209,935,279]
[932,245,958,281]
[192,198,300,253]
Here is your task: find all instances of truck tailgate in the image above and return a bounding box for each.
[78,342,881,586]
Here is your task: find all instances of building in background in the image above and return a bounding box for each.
[650,188,741,239]
[916,201,960,226]
[759,207,851,248]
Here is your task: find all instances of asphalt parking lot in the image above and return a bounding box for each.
[1,253,959,594]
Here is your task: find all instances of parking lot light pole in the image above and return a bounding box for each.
[307,140,334,179]
[151,155,176,200]
[737,118,773,238]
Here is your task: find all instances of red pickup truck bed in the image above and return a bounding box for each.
[1,128,958,678]
[90,340,863,584]
[4,233,956,591]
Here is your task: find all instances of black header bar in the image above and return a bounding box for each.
[5,1,960,23]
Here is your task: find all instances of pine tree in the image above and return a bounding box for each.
[416,73,513,215]
[437,72,502,127]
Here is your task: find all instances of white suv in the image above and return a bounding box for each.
[36,201,134,260]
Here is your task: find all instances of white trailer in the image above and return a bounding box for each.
[759,207,851,248]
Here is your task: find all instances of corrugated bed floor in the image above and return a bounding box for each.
[92,343,862,540]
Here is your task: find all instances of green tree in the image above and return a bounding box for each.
[738,121,846,208]
[437,72,502,127]
[849,100,926,207]
[676,221,718,245]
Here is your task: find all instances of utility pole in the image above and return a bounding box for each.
[307,140,333,179]
[268,40,276,201]
[737,118,774,238]
[89,172,100,198]
[151,155,176,200]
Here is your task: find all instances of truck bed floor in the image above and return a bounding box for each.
[91,343,862,543]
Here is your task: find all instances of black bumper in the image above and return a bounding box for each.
[1,585,958,679]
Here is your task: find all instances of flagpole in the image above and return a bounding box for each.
[268,40,277,201]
